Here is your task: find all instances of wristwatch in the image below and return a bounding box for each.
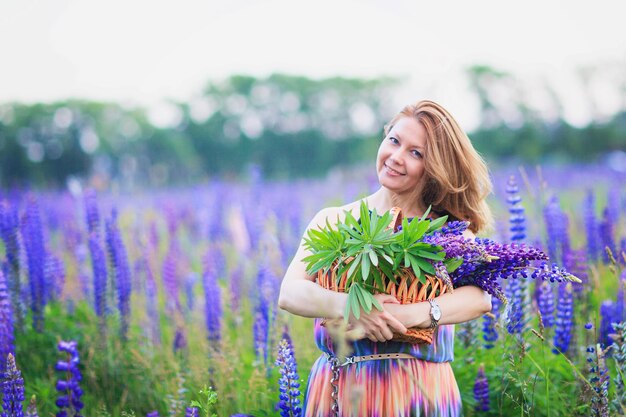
[428,299,442,329]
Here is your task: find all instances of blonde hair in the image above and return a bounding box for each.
[383,100,493,234]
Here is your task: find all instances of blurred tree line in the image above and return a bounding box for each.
[0,67,624,189]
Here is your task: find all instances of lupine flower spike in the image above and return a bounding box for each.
[55,340,84,417]
[276,338,302,417]
[473,364,490,412]
[552,283,574,355]
[610,321,626,414]
[2,353,25,417]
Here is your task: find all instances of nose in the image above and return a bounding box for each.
[390,148,404,165]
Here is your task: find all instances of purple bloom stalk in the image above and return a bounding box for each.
[254,266,273,364]
[55,340,84,417]
[202,249,222,345]
[586,343,610,417]
[0,201,23,328]
[473,364,490,412]
[482,296,500,349]
[506,176,526,241]
[105,210,132,340]
[163,247,180,313]
[143,256,161,346]
[609,321,626,413]
[21,196,47,332]
[599,301,617,348]
[543,196,571,265]
[2,353,25,417]
[173,327,187,353]
[552,283,574,355]
[185,407,199,417]
[505,276,526,335]
[276,339,302,417]
[584,191,600,262]
[83,189,100,236]
[599,207,617,264]
[229,266,243,313]
[146,412,159,417]
[44,254,65,302]
[536,280,555,328]
[88,232,108,319]
[0,269,15,369]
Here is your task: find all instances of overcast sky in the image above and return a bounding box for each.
[1,0,624,129]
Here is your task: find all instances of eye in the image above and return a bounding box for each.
[411,150,423,158]
[388,136,399,144]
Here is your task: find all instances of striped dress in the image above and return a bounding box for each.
[302,318,462,417]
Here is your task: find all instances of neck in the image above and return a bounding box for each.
[367,187,428,218]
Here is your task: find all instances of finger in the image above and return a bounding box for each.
[384,314,408,334]
[372,329,386,343]
[380,325,394,341]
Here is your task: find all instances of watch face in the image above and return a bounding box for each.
[432,304,442,321]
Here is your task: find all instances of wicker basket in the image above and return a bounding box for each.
[316,207,450,344]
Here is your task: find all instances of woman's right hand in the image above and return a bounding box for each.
[346,294,408,342]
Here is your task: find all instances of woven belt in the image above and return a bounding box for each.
[324,352,414,367]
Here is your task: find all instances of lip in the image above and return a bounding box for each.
[384,163,405,176]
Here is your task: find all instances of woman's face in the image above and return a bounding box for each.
[376,116,427,195]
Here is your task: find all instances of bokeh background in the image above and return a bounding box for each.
[1,1,626,416]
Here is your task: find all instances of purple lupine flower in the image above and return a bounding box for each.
[55,340,84,417]
[184,273,198,313]
[143,256,161,346]
[543,196,571,265]
[586,342,610,417]
[536,280,555,328]
[482,296,501,349]
[254,266,273,364]
[2,353,25,417]
[184,407,199,417]
[0,269,15,369]
[229,266,243,314]
[87,231,108,319]
[44,254,65,302]
[505,277,525,335]
[146,411,159,417]
[473,364,490,412]
[584,191,600,262]
[173,327,187,353]
[25,395,38,417]
[506,176,526,241]
[563,249,588,295]
[0,201,23,328]
[83,189,100,235]
[21,196,47,332]
[600,301,617,348]
[552,283,574,355]
[163,247,180,313]
[599,207,617,264]
[202,249,222,345]
[275,339,302,417]
[104,210,132,340]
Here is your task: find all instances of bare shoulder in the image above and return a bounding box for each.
[462,228,476,239]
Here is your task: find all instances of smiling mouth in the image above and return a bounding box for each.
[384,163,405,175]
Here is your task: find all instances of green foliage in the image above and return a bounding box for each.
[303,201,454,322]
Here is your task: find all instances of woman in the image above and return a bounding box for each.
[278,99,494,416]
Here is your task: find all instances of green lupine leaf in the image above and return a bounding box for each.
[370,267,386,290]
[359,201,370,233]
[368,250,378,267]
[427,215,448,233]
[361,255,370,282]
[350,290,361,319]
[411,255,436,274]
[344,296,352,323]
[393,253,404,270]
[413,263,422,279]
[404,253,410,268]
[347,254,361,279]
[371,295,383,311]
[416,250,446,261]
[381,252,394,265]
[354,283,369,313]
[420,206,432,222]
[413,220,430,240]
[444,257,463,273]
[360,286,373,313]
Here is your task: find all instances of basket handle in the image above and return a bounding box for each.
[388,207,403,232]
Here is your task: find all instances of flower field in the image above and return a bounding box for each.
[0,163,625,416]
